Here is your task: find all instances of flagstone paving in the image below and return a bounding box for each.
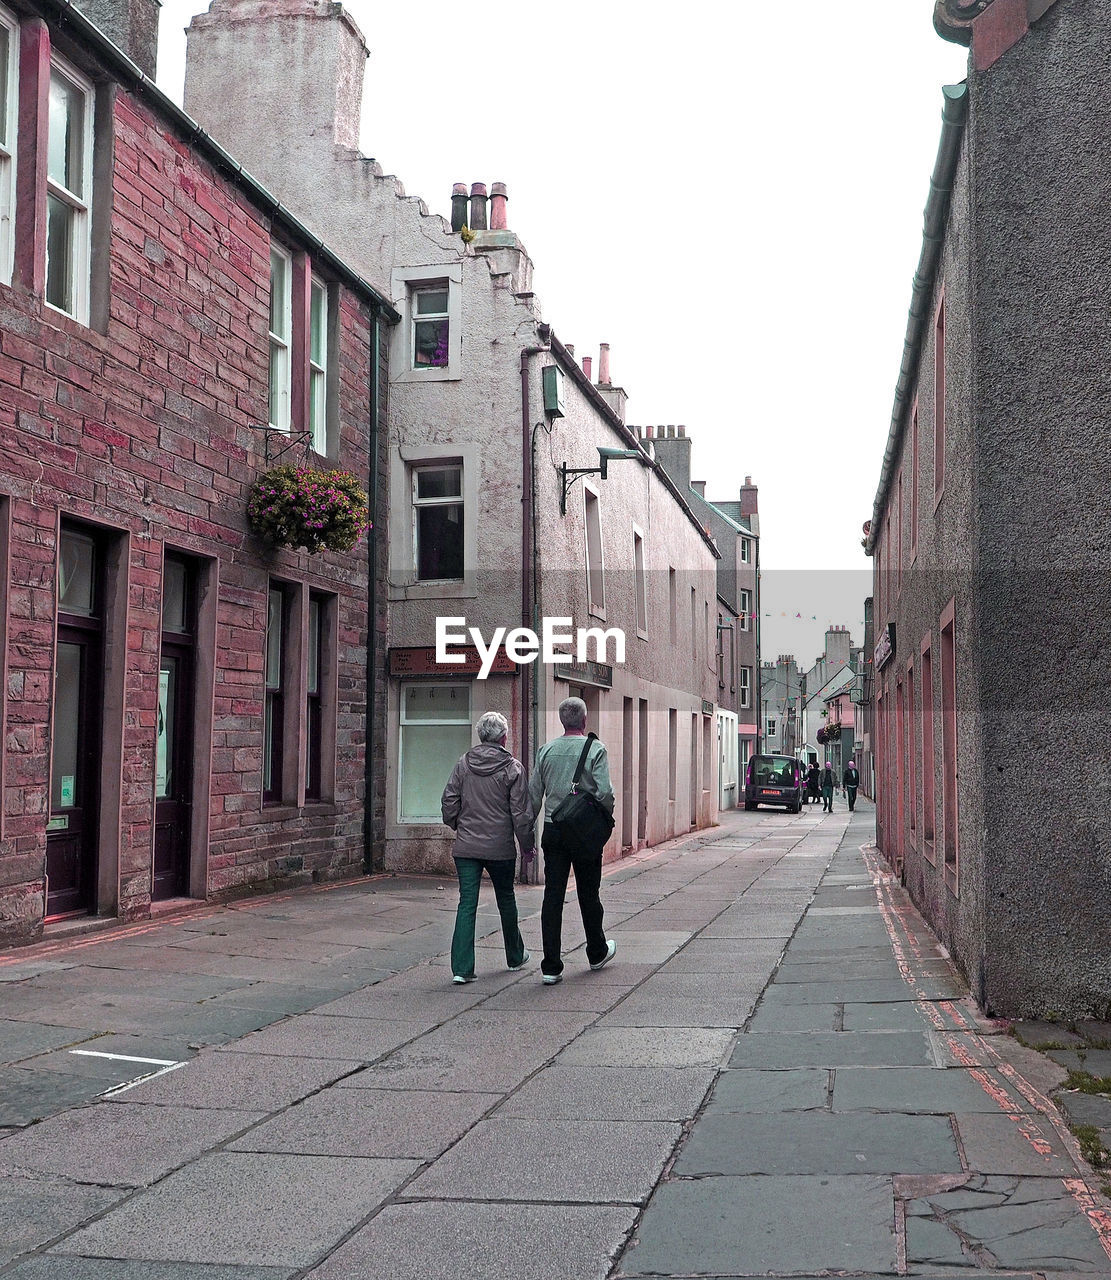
[0,803,1108,1277]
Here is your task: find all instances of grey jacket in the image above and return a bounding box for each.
[528,733,615,824]
[441,743,534,861]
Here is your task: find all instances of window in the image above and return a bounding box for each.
[690,587,696,658]
[940,603,958,886]
[740,537,751,564]
[399,684,470,821]
[910,402,919,563]
[413,463,464,581]
[921,637,935,853]
[584,486,605,614]
[263,584,289,804]
[412,284,449,368]
[934,295,946,502]
[739,588,751,631]
[309,276,328,454]
[766,718,776,738]
[268,246,292,431]
[717,613,725,688]
[668,568,677,645]
[896,471,903,595]
[0,5,17,286]
[739,666,751,710]
[633,528,647,635]
[45,59,93,322]
[667,708,677,801]
[907,660,916,840]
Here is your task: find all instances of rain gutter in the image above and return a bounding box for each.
[865,82,968,555]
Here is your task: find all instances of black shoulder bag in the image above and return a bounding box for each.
[549,733,615,852]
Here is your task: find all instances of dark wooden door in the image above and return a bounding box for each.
[153,555,195,900]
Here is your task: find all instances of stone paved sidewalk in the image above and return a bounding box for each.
[0,802,1109,1278]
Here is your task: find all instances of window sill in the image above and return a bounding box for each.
[388,579,477,602]
[943,859,958,896]
[922,837,936,866]
[587,603,607,622]
[261,802,339,820]
[393,365,461,384]
[636,628,649,643]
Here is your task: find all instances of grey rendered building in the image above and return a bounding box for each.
[866,0,1111,1017]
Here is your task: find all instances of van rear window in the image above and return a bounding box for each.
[751,757,796,786]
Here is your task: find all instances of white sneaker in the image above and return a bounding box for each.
[590,939,617,971]
[541,972,563,985]
[452,974,475,985]
[508,950,530,972]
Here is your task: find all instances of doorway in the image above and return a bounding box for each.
[153,553,196,900]
[47,528,104,918]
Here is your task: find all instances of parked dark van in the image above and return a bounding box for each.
[744,754,802,813]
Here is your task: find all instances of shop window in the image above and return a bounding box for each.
[305,593,335,802]
[45,58,93,322]
[413,462,464,581]
[399,683,470,822]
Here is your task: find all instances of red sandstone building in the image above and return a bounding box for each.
[0,0,394,944]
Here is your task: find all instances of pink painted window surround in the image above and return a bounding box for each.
[934,296,946,504]
[939,601,958,890]
[895,675,905,866]
[910,403,919,563]
[920,635,935,858]
[907,660,916,839]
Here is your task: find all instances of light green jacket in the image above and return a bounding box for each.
[528,734,615,824]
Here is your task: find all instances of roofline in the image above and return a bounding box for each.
[548,334,720,560]
[40,0,400,322]
[865,82,968,555]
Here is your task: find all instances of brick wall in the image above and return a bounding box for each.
[0,48,382,944]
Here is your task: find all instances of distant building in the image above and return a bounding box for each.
[866,0,1111,1016]
[760,657,802,759]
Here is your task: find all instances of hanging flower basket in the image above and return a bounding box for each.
[816,727,829,745]
[247,465,371,554]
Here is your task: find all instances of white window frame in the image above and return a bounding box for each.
[390,263,463,383]
[584,483,605,618]
[739,588,751,632]
[632,524,647,639]
[0,4,18,288]
[766,718,776,738]
[44,55,94,324]
[739,666,751,710]
[740,537,751,563]
[412,460,464,583]
[308,274,329,454]
[398,682,471,823]
[268,244,292,432]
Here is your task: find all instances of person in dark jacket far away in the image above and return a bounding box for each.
[821,761,836,812]
[441,711,534,985]
[528,696,616,986]
[842,759,860,811]
[807,762,821,805]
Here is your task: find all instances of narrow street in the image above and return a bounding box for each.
[1,803,1109,1278]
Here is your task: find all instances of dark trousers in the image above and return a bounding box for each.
[846,786,858,811]
[540,823,607,976]
[450,857,525,979]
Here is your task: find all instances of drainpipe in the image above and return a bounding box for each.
[363,310,383,872]
[520,329,551,881]
[754,537,762,755]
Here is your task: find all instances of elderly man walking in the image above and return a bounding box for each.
[441,711,534,985]
[528,697,616,985]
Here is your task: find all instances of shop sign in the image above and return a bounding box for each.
[389,646,517,678]
[554,660,613,689]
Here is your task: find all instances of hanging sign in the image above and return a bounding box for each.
[874,622,896,671]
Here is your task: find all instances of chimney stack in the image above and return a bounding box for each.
[76,0,160,79]
[739,475,758,519]
[598,342,611,386]
[469,182,488,231]
[691,480,706,497]
[489,182,508,230]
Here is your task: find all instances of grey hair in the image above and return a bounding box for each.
[476,711,509,743]
[558,697,587,730]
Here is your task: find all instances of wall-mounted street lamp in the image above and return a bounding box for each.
[559,447,641,515]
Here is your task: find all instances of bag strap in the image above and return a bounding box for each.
[570,733,596,789]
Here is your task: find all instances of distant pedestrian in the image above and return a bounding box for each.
[843,759,860,812]
[821,762,835,812]
[528,697,616,985]
[806,762,821,806]
[441,712,534,986]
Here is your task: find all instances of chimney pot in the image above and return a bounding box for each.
[565,344,575,357]
[678,425,686,437]
[583,356,593,381]
[646,426,655,438]
[598,342,612,386]
[469,182,488,231]
[490,181,508,230]
[451,183,469,233]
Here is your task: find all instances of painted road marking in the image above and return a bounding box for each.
[69,1049,187,1097]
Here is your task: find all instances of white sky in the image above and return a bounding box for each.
[154,1,968,664]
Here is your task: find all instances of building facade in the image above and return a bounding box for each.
[0,0,392,944]
[184,0,724,874]
[866,0,1111,1016]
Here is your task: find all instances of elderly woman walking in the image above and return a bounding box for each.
[441,711,535,985]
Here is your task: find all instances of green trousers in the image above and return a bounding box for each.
[451,857,526,979]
